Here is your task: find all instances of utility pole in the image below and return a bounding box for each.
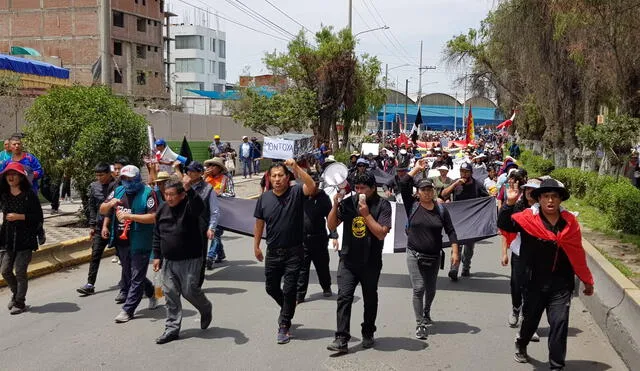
[99,0,111,85]
[348,0,352,31]
[404,79,409,132]
[382,63,388,135]
[462,73,468,134]
[416,40,436,108]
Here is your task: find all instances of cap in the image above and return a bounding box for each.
[350,151,360,158]
[154,138,166,147]
[459,162,473,172]
[242,135,249,140]
[356,158,369,166]
[120,165,140,178]
[521,178,541,189]
[0,162,28,180]
[416,178,434,189]
[475,153,487,159]
[154,171,171,182]
[531,178,570,201]
[214,135,220,139]
[186,161,204,173]
[325,155,336,163]
[399,149,407,155]
[251,136,258,141]
[204,157,227,172]
[415,153,422,159]
[437,165,449,171]
[504,162,519,171]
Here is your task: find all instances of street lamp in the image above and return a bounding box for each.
[354,25,389,38]
[382,63,412,134]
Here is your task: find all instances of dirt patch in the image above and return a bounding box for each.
[582,228,640,287]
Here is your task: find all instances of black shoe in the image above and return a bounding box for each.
[448,269,459,282]
[77,284,95,295]
[156,332,179,344]
[200,309,212,330]
[362,335,375,349]
[10,302,26,315]
[424,315,433,325]
[415,325,428,340]
[7,296,15,310]
[206,259,214,271]
[114,292,126,304]
[323,290,333,297]
[461,268,471,277]
[514,341,529,363]
[296,297,305,305]
[214,256,226,263]
[327,337,348,353]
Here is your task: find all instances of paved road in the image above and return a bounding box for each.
[0,234,628,371]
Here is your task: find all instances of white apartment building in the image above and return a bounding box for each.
[166,24,226,105]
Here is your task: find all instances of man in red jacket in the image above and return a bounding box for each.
[497,178,594,370]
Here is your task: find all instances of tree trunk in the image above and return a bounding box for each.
[532,140,543,156]
[555,149,567,168]
[330,121,339,153]
[580,146,597,172]
[318,110,333,145]
[342,125,350,152]
[598,151,611,176]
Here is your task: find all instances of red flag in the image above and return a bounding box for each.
[497,112,516,130]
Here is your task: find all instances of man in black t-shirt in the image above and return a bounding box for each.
[253,159,317,345]
[326,172,392,353]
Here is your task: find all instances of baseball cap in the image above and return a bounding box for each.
[416,178,434,189]
[120,165,140,178]
[356,158,369,166]
[459,162,473,172]
[214,135,220,139]
[437,165,449,171]
[154,138,166,147]
[242,135,248,140]
[186,161,204,173]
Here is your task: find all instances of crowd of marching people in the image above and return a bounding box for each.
[0,127,598,370]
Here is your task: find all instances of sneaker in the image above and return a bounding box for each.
[323,290,333,297]
[114,311,132,323]
[508,307,520,327]
[50,209,59,215]
[148,295,158,310]
[424,315,433,325]
[206,258,214,270]
[327,337,348,353]
[415,325,428,340]
[77,284,95,296]
[514,340,529,363]
[461,268,471,277]
[10,303,26,315]
[277,325,291,344]
[448,268,459,282]
[200,308,212,330]
[114,292,126,304]
[531,331,540,342]
[7,296,15,310]
[155,331,179,344]
[111,257,119,263]
[214,256,226,263]
[362,335,375,349]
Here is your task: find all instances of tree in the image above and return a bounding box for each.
[23,85,148,219]
[226,87,317,136]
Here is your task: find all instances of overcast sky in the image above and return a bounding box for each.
[167,0,497,101]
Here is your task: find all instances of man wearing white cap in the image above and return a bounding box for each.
[100,165,159,323]
[238,136,257,179]
[431,165,454,203]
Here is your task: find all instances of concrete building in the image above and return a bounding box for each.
[0,0,167,101]
[167,24,226,105]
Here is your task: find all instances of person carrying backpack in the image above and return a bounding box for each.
[399,159,460,340]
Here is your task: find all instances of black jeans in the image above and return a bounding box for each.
[0,250,32,305]
[297,236,331,300]
[87,233,110,285]
[336,258,382,340]
[264,246,303,327]
[510,252,526,310]
[517,288,572,370]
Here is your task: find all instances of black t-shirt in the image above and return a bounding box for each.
[337,194,392,266]
[254,184,305,248]
[407,205,458,256]
[303,190,332,237]
[453,178,490,201]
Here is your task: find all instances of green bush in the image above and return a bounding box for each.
[520,149,555,176]
[333,149,351,165]
[551,168,588,197]
[605,181,640,235]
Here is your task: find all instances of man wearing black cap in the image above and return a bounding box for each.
[498,178,594,369]
[326,171,392,353]
[185,161,220,287]
[441,162,489,280]
[383,167,408,202]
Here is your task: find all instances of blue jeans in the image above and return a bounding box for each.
[207,227,225,260]
[253,159,260,174]
[242,157,252,177]
[117,246,154,315]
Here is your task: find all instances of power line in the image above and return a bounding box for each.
[353,6,413,65]
[174,0,290,41]
[223,0,296,39]
[361,0,414,63]
[263,0,311,33]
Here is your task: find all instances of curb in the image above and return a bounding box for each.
[0,236,115,287]
[580,238,640,369]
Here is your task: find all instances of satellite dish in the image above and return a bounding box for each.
[322,162,349,194]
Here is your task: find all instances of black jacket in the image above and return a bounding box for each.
[88,179,115,231]
[0,190,44,252]
[152,188,205,261]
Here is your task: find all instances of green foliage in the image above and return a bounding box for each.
[0,74,20,95]
[23,85,148,204]
[605,181,640,235]
[519,149,555,175]
[577,113,640,166]
[227,87,317,136]
[333,149,351,165]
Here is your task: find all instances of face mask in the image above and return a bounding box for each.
[122,179,143,195]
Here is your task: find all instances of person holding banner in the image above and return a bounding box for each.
[400,162,459,340]
[253,159,317,345]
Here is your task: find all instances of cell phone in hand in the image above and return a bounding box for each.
[359,194,366,203]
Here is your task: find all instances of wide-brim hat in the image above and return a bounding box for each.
[325,155,336,163]
[153,171,171,182]
[531,178,570,201]
[204,157,227,172]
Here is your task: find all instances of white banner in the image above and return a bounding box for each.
[361,143,379,156]
[263,136,295,160]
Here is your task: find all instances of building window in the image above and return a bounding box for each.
[143,0,146,5]
[137,18,146,32]
[136,71,146,85]
[218,39,226,58]
[154,21,159,26]
[147,45,151,51]
[147,19,151,25]
[176,82,204,97]
[136,45,146,59]
[175,35,203,50]
[113,11,124,27]
[154,46,159,52]
[114,69,123,83]
[218,61,226,80]
[135,0,138,3]
[210,38,216,52]
[209,60,215,74]
[154,72,159,78]
[175,58,204,73]
[213,83,224,93]
[114,41,122,56]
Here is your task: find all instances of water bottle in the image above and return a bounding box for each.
[154,270,164,299]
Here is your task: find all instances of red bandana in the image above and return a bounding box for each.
[512,208,594,286]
